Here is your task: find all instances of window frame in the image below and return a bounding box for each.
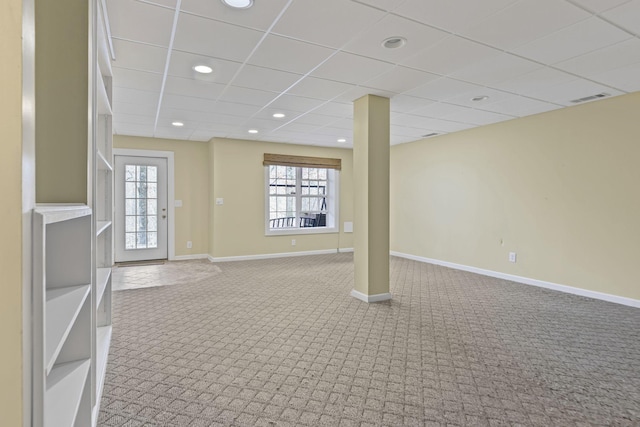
[264,165,340,236]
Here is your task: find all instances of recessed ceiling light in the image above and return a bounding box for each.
[337,138,347,143]
[272,113,286,118]
[221,0,253,9]
[193,65,213,74]
[171,121,184,127]
[382,36,407,49]
[471,95,489,102]
[248,129,258,134]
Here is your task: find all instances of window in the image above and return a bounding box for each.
[264,154,340,235]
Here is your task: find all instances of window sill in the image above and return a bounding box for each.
[265,227,339,236]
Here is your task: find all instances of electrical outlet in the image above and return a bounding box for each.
[187,241,192,249]
[509,252,517,263]
[291,239,296,246]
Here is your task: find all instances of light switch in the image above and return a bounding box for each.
[344,222,353,233]
[216,198,224,205]
[174,200,183,207]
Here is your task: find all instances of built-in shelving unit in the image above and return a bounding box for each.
[33,205,93,427]
[32,0,114,425]
[92,1,114,424]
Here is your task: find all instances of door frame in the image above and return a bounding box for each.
[113,148,176,261]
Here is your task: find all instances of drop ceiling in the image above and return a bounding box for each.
[104,0,640,147]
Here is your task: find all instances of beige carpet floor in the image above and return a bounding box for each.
[98,254,640,426]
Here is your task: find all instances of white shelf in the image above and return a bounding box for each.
[45,359,91,427]
[35,204,92,224]
[97,150,113,171]
[96,268,111,306]
[95,325,112,412]
[96,220,112,236]
[45,285,91,375]
[97,71,112,116]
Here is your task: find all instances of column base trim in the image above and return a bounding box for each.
[350,289,392,303]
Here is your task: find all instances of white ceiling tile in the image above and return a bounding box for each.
[443,88,520,109]
[444,108,514,126]
[162,94,260,116]
[267,94,326,113]
[247,35,334,75]
[252,108,304,122]
[450,52,542,86]
[233,65,303,93]
[112,39,168,74]
[113,101,158,117]
[167,50,242,83]
[311,102,353,118]
[590,62,640,92]
[240,118,283,133]
[158,107,221,124]
[311,52,395,85]
[113,87,160,106]
[332,86,396,104]
[110,113,156,125]
[390,95,433,113]
[555,38,640,77]
[461,0,591,50]
[219,86,278,107]
[602,0,640,35]
[512,17,631,64]
[107,0,175,46]
[164,76,226,100]
[343,14,448,63]
[181,0,290,31]
[143,0,178,8]
[290,113,340,127]
[411,102,480,119]
[313,126,351,138]
[173,13,263,62]
[570,0,632,13]
[278,122,322,134]
[478,97,561,117]
[493,67,576,98]
[354,0,408,12]
[395,0,519,34]
[401,36,499,76]
[364,66,439,94]
[329,118,353,131]
[287,77,353,100]
[195,120,245,131]
[532,78,624,105]
[403,77,482,101]
[272,0,385,48]
[112,67,163,92]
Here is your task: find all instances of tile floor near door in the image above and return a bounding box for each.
[100,255,640,426]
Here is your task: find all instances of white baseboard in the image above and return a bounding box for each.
[391,251,640,309]
[209,249,340,263]
[350,289,392,303]
[338,248,354,253]
[172,254,209,261]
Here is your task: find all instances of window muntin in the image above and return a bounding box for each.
[266,165,337,233]
[124,164,158,249]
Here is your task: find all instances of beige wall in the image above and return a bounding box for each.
[210,138,354,258]
[114,136,210,257]
[35,0,89,203]
[0,0,24,423]
[391,92,640,301]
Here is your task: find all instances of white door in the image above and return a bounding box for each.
[114,155,168,262]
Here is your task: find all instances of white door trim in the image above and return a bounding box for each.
[114,148,176,261]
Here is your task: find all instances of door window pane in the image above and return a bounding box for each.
[125,164,160,250]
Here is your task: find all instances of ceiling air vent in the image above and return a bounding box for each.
[422,132,439,138]
[570,93,610,104]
